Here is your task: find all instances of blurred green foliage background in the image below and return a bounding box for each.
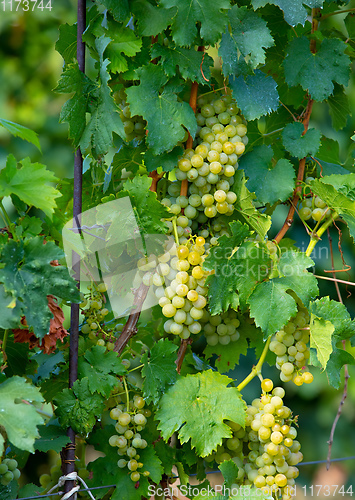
[0,1,354,493]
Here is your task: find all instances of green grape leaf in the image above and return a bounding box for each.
[251,0,325,26]
[309,297,355,342]
[0,286,23,329]
[219,460,239,490]
[160,0,231,47]
[0,155,61,219]
[156,370,246,457]
[282,122,321,159]
[309,316,334,369]
[78,345,127,397]
[0,376,44,453]
[105,23,142,74]
[34,424,71,452]
[145,146,184,173]
[0,237,80,339]
[325,349,355,389]
[55,63,97,145]
[239,145,295,204]
[131,0,177,36]
[248,251,317,337]
[283,37,350,102]
[138,445,164,483]
[220,6,274,76]
[310,178,355,241]
[125,65,197,155]
[150,44,213,84]
[110,142,145,178]
[119,175,171,235]
[232,170,272,240]
[204,221,270,314]
[229,70,279,121]
[54,378,105,435]
[80,36,125,155]
[328,83,351,131]
[55,23,77,64]
[204,334,249,373]
[0,119,41,151]
[141,339,178,404]
[96,0,129,21]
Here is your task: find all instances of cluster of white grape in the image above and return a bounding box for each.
[79,283,118,350]
[109,393,152,482]
[269,308,313,386]
[173,94,247,220]
[299,177,330,223]
[114,88,146,142]
[203,309,241,346]
[0,459,20,486]
[205,381,302,500]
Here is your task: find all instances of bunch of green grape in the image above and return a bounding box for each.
[79,283,117,350]
[269,307,314,386]
[173,93,247,220]
[114,88,147,142]
[299,177,330,223]
[0,459,20,486]
[205,381,302,500]
[109,393,152,483]
[203,309,241,346]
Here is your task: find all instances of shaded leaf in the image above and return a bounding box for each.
[35,424,71,453]
[282,122,321,159]
[55,23,77,64]
[142,339,178,404]
[131,0,177,36]
[145,146,184,173]
[328,82,351,131]
[252,0,325,26]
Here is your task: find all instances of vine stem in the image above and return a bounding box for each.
[122,376,130,413]
[237,336,272,391]
[305,212,339,257]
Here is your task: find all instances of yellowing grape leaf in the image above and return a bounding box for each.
[0,376,44,454]
[155,370,246,457]
[310,315,334,369]
[0,155,61,219]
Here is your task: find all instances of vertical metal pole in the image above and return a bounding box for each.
[62,0,86,497]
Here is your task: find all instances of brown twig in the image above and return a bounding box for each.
[113,283,149,355]
[176,338,193,373]
[326,229,349,470]
[149,170,163,192]
[313,275,355,287]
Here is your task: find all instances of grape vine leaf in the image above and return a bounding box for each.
[145,146,184,173]
[204,221,270,314]
[118,175,171,235]
[248,251,318,338]
[0,376,44,454]
[204,334,249,373]
[310,178,355,241]
[105,23,142,74]
[160,0,231,47]
[156,370,246,457]
[0,119,41,151]
[232,170,272,239]
[125,65,197,155]
[319,173,355,200]
[239,145,295,204]
[229,71,279,121]
[0,237,80,339]
[283,37,350,102]
[219,460,239,490]
[78,345,127,397]
[55,23,77,64]
[34,424,71,453]
[141,339,178,404]
[131,0,178,36]
[0,155,61,219]
[325,349,355,389]
[150,44,213,84]
[282,122,321,159]
[80,36,125,155]
[96,0,129,21]
[0,287,23,330]
[220,6,274,76]
[54,378,105,435]
[251,0,325,26]
[55,63,97,145]
[309,316,334,369]
[309,297,355,342]
[328,83,351,131]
